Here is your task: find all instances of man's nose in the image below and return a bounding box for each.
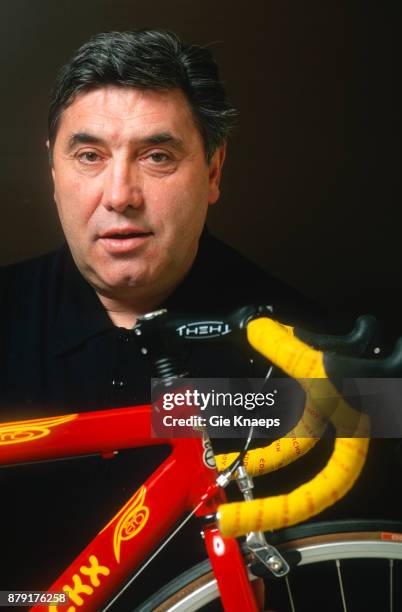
[103,160,143,212]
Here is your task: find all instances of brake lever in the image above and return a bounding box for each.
[236,466,289,578]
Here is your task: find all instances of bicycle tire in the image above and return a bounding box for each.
[133,520,402,612]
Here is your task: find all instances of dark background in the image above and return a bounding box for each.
[0,0,401,326]
[1,3,402,608]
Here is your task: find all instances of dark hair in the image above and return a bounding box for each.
[48,29,237,161]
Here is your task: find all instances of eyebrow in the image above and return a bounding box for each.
[140,132,185,151]
[66,132,106,152]
[65,131,185,153]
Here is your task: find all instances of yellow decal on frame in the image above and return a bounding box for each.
[0,414,77,446]
[48,554,110,612]
[113,485,150,563]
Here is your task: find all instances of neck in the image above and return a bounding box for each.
[96,288,172,329]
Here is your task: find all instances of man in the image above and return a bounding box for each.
[0,30,316,606]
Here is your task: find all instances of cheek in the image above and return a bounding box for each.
[150,173,209,230]
[55,175,100,228]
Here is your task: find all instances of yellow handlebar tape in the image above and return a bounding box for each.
[247,317,327,378]
[215,434,318,478]
[218,437,368,537]
[215,393,325,476]
[216,318,370,538]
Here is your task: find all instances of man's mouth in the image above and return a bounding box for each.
[104,232,153,239]
[98,229,153,253]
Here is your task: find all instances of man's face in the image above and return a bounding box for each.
[50,86,225,304]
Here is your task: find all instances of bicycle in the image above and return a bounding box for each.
[1,306,402,611]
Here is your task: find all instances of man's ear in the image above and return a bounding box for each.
[208,144,226,205]
[46,139,54,172]
[46,140,57,203]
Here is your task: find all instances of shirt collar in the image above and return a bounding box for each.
[163,228,213,311]
[51,247,113,355]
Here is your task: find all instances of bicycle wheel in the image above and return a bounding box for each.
[133,520,402,612]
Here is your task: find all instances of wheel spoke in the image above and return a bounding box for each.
[285,575,296,612]
[389,559,394,612]
[335,559,348,612]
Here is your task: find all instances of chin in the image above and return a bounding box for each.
[89,256,171,297]
[99,270,151,294]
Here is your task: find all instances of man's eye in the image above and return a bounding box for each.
[77,151,101,164]
[148,152,170,163]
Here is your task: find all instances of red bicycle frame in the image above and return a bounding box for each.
[0,405,259,611]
